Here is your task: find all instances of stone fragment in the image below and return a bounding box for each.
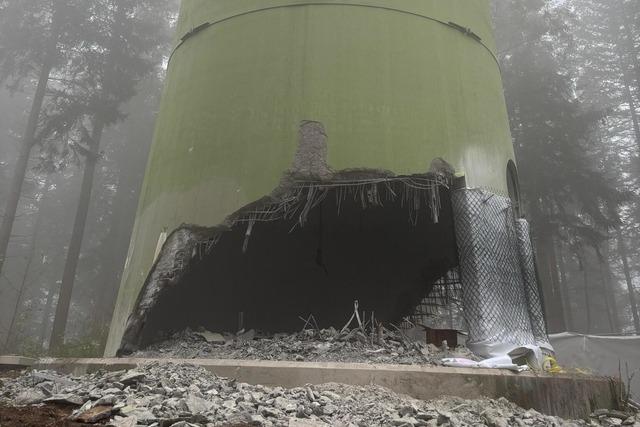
[260,405,282,418]
[44,393,86,406]
[120,370,146,385]
[238,329,256,341]
[108,416,138,427]
[74,405,114,423]
[323,404,338,416]
[185,394,212,413]
[249,414,267,425]
[125,407,156,423]
[398,405,417,417]
[482,410,509,427]
[275,396,298,412]
[14,389,46,405]
[288,418,330,427]
[321,391,341,401]
[95,394,117,406]
[391,416,419,426]
[32,371,76,388]
[195,330,226,344]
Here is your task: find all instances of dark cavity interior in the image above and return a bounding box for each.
[139,183,457,347]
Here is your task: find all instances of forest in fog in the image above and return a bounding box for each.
[0,0,639,356]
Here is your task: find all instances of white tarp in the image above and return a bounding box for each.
[549,332,640,399]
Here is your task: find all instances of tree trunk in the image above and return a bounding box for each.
[536,230,567,332]
[577,248,593,335]
[595,244,621,334]
[0,62,52,276]
[621,5,640,101]
[3,187,46,351]
[622,78,640,152]
[614,11,640,153]
[617,229,640,334]
[39,282,57,352]
[557,239,575,332]
[49,119,105,352]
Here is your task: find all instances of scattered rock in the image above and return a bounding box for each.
[120,370,145,385]
[108,416,138,427]
[194,330,226,344]
[185,394,212,414]
[94,394,117,406]
[73,405,114,423]
[288,418,330,427]
[131,327,477,366]
[14,389,46,405]
[44,393,86,406]
[0,363,634,427]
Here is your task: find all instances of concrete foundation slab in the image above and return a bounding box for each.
[0,357,619,419]
[0,356,36,371]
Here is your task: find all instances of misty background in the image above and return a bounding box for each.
[0,0,639,356]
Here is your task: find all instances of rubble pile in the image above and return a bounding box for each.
[0,363,637,427]
[131,327,474,365]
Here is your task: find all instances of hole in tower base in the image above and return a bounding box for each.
[122,173,458,352]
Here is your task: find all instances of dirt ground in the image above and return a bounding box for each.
[0,404,102,427]
[0,403,255,427]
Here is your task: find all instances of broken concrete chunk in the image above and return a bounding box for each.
[391,416,420,426]
[108,416,138,427]
[323,404,338,416]
[482,410,510,427]
[237,329,256,342]
[194,330,226,344]
[14,389,46,405]
[124,407,156,423]
[275,396,298,412]
[288,418,330,427]
[250,414,268,425]
[184,394,213,414]
[120,370,146,385]
[94,394,118,406]
[44,393,86,406]
[168,422,200,427]
[31,371,76,388]
[73,405,114,423]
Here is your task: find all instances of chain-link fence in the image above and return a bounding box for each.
[452,188,552,357]
[515,219,550,348]
[409,269,464,330]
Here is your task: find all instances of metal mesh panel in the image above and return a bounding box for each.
[410,269,464,330]
[452,189,540,357]
[515,219,551,349]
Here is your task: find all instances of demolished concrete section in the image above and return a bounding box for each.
[118,170,552,368]
[118,157,456,354]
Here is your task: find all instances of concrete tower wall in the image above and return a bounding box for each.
[106,0,515,355]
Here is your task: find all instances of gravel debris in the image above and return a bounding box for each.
[131,327,475,365]
[1,363,637,426]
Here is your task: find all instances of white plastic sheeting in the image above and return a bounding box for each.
[550,332,640,399]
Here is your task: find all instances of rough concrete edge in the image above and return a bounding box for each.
[0,355,36,369]
[118,142,453,357]
[0,356,613,381]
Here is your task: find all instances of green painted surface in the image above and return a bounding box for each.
[105,0,515,356]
